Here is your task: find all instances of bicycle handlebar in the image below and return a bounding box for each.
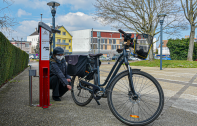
[118,29,134,48]
[118,29,126,35]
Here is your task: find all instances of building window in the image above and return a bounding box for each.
[25,43,29,47]
[69,40,71,43]
[63,32,66,35]
[101,45,103,49]
[17,43,19,46]
[101,39,105,43]
[105,39,107,44]
[93,44,97,49]
[105,45,107,50]
[109,39,112,44]
[113,39,116,44]
[62,40,66,43]
[69,46,71,49]
[26,51,29,54]
[120,33,122,38]
[57,39,61,43]
[112,45,116,49]
[93,38,97,43]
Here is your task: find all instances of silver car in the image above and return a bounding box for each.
[99,56,111,61]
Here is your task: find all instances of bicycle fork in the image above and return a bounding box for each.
[124,57,138,100]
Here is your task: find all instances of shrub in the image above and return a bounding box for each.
[0,32,28,86]
[167,38,197,60]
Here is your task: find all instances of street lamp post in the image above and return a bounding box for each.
[47,1,60,51]
[158,14,167,70]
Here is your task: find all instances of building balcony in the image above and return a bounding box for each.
[64,49,70,52]
[56,42,69,45]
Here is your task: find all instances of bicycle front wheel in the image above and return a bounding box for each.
[71,76,93,106]
[107,70,164,126]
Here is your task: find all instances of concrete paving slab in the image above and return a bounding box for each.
[1,62,197,126]
[152,107,197,126]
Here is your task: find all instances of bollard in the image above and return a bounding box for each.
[29,65,37,107]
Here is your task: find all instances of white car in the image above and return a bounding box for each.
[29,55,34,59]
[128,57,141,61]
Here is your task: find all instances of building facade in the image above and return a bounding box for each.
[70,29,156,56]
[53,25,72,54]
[10,39,31,54]
[158,40,170,56]
[27,28,39,53]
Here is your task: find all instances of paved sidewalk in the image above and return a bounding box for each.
[0,62,197,126]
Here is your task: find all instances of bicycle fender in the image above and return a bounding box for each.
[107,69,141,89]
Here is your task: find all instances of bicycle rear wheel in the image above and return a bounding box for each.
[107,70,164,126]
[71,76,93,106]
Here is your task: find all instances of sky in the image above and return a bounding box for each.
[0,0,196,47]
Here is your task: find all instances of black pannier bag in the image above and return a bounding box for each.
[65,55,88,78]
[84,57,101,80]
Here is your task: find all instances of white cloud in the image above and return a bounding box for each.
[56,12,110,31]
[17,9,32,17]
[4,12,112,40]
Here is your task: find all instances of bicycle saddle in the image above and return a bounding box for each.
[89,53,103,57]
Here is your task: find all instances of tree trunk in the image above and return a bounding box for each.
[149,46,154,61]
[149,35,154,61]
[187,24,195,61]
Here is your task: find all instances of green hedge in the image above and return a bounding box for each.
[0,32,29,86]
[167,38,197,60]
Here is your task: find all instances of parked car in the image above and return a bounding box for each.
[35,55,39,59]
[162,56,171,60]
[154,56,160,59]
[29,54,34,59]
[99,56,110,61]
[112,56,118,60]
[128,56,141,61]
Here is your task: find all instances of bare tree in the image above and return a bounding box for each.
[0,0,17,32]
[94,0,186,61]
[181,0,197,61]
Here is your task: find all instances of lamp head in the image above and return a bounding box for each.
[158,13,167,21]
[47,1,60,11]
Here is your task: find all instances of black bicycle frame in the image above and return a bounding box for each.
[79,46,137,96]
[95,47,137,95]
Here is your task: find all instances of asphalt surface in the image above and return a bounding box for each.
[0,61,197,126]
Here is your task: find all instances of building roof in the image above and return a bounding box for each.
[158,40,168,48]
[29,30,39,36]
[51,25,73,37]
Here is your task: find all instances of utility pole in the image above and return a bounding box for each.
[21,38,23,50]
[91,28,93,54]
[41,14,43,22]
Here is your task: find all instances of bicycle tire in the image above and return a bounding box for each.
[71,76,93,106]
[107,70,164,126]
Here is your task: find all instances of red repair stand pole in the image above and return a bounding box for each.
[37,26,51,108]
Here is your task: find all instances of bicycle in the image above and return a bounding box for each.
[69,29,164,126]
